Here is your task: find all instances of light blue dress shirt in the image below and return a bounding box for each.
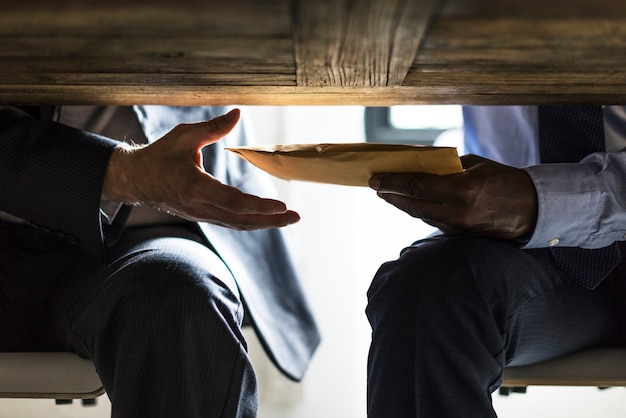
[463,106,626,249]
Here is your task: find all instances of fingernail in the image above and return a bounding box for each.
[287,211,301,224]
[369,177,380,189]
[223,108,239,121]
[271,202,288,214]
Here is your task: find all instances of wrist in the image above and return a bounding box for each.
[101,144,142,204]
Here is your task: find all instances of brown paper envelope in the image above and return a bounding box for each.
[226,143,462,187]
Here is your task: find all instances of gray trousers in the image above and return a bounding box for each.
[0,221,256,417]
[366,236,626,418]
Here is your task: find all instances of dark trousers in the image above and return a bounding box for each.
[0,221,257,418]
[366,236,625,418]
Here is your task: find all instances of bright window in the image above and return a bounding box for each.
[365,106,463,147]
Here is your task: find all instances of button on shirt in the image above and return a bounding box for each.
[462,106,626,249]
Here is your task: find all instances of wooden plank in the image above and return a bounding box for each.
[415,18,626,64]
[4,84,625,107]
[404,10,626,103]
[439,0,626,18]
[0,0,297,99]
[293,0,438,87]
[1,0,626,105]
[1,37,294,61]
[0,1,291,36]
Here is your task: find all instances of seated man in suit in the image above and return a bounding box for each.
[366,105,626,417]
[0,105,320,417]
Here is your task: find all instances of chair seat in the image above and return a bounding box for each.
[0,352,104,399]
[502,347,626,388]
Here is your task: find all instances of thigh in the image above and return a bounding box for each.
[506,252,624,366]
[43,224,242,352]
[368,235,623,366]
[44,225,257,417]
[366,235,624,417]
[368,236,562,328]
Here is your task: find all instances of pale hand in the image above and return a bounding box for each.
[102,109,300,230]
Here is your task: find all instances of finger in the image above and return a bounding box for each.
[210,210,301,231]
[203,108,240,142]
[460,154,488,169]
[377,192,467,233]
[172,200,300,230]
[178,108,241,150]
[191,173,292,215]
[377,192,450,221]
[370,172,463,204]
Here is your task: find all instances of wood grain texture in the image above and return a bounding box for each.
[0,0,297,104]
[0,0,625,105]
[404,15,626,104]
[293,0,438,87]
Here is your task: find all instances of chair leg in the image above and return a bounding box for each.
[54,398,98,407]
[498,386,527,396]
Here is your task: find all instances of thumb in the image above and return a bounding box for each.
[189,108,241,149]
[208,108,240,135]
[460,154,488,170]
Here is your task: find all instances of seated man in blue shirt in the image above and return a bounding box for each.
[366,106,626,417]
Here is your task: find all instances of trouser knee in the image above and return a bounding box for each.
[366,236,529,332]
[368,237,477,322]
[113,245,243,335]
[66,237,245,357]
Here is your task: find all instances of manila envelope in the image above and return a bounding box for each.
[226,143,462,187]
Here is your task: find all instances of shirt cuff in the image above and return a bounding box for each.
[523,163,602,248]
[100,201,124,225]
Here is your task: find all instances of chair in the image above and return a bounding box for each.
[500,347,626,395]
[0,352,104,404]
[3,348,625,403]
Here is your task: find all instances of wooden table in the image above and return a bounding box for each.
[2,0,625,106]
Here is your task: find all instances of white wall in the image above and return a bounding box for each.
[2,106,626,417]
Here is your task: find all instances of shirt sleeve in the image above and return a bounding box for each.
[524,151,626,249]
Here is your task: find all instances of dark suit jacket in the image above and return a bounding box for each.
[0,105,320,381]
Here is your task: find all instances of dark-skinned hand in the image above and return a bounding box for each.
[368,154,538,239]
